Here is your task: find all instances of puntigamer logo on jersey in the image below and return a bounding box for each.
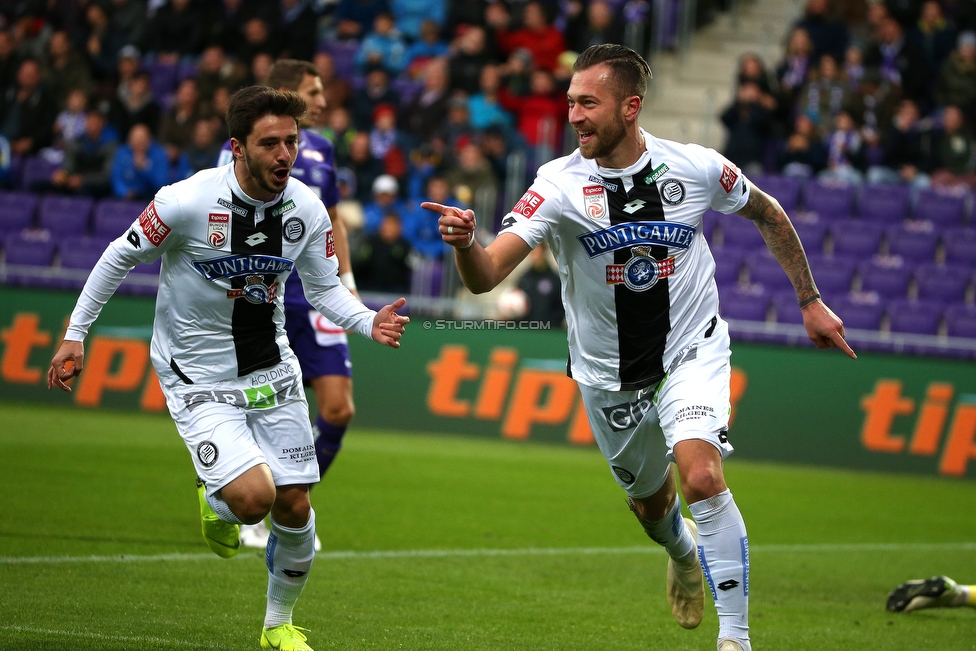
[577,221,696,257]
[192,255,295,303]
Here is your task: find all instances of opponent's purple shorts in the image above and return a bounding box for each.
[285,307,353,381]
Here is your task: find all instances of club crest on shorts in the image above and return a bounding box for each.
[606,246,675,291]
[611,465,636,484]
[208,213,229,248]
[582,185,608,221]
[197,441,219,468]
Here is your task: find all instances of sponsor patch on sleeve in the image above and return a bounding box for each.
[138,201,171,246]
[513,190,545,218]
[719,164,739,193]
[325,229,335,257]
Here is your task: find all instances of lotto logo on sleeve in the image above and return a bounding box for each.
[138,201,171,246]
[513,190,544,218]
[719,164,739,193]
[325,229,335,257]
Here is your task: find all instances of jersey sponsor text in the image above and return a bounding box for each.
[578,222,696,257]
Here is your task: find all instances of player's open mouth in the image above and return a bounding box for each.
[272,168,290,182]
[577,130,594,144]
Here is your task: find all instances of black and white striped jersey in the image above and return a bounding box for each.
[501,130,750,391]
[65,164,375,386]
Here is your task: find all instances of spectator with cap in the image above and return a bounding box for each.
[369,102,406,178]
[113,44,142,103]
[936,31,976,122]
[363,173,408,233]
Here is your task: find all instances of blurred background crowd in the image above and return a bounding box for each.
[720,0,976,191]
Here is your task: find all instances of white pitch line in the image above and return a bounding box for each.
[2,541,975,565]
[0,625,233,649]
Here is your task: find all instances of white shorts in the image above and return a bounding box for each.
[161,358,321,495]
[579,317,734,498]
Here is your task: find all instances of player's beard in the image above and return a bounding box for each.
[244,149,290,197]
[578,111,627,162]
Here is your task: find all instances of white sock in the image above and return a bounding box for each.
[265,508,316,628]
[206,490,244,525]
[631,496,697,563]
[689,490,749,646]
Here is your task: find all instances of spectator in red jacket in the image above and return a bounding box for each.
[486,1,566,72]
[500,67,565,152]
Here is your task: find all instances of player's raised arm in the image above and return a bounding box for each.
[421,201,532,294]
[736,181,856,359]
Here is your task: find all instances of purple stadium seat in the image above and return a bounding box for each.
[771,291,805,324]
[885,224,939,263]
[859,260,913,298]
[804,180,856,220]
[93,199,143,239]
[915,264,972,303]
[755,175,803,212]
[3,233,56,286]
[701,208,721,243]
[18,156,60,190]
[718,287,769,322]
[913,188,966,227]
[746,255,794,293]
[945,304,976,338]
[829,220,884,257]
[794,221,827,254]
[409,257,443,297]
[887,299,944,335]
[326,40,360,80]
[713,249,745,289]
[0,190,39,234]
[38,195,94,235]
[833,296,884,331]
[718,213,766,250]
[859,183,911,222]
[806,253,857,300]
[943,228,976,268]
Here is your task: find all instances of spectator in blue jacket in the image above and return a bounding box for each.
[111,123,169,200]
[355,12,409,75]
[391,0,445,43]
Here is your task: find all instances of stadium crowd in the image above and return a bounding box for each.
[0,0,663,280]
[720,0,976,190]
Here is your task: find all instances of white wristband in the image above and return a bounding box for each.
[339,272,357,290]
[456,230,475,250]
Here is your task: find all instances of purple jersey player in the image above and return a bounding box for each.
[217,60,358,550]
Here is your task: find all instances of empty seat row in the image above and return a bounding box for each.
[0,192,144,240]
[749,175,973,227]
[719,286,976,338]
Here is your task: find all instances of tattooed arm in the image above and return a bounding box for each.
[737,181,856,358]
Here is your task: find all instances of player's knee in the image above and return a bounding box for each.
[233,488,276,525]
[321,400,354,427]
[680,464,727,504]
[272,491,311,527]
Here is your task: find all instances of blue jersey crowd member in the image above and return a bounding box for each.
[218,59,357,550]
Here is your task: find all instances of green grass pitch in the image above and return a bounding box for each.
[1,401,975,651]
